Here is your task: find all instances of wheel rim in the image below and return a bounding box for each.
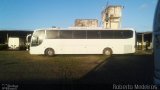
[105,50,111,55]
[48,49,53,56]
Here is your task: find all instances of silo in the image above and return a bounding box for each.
[102,5,123,29]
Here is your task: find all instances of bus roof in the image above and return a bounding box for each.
[34,27,135,31]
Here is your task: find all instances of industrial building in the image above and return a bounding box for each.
[74,19,98,27]
[0,30,33,50]
[74,5,123,29]
[136,32,153,50]
[102,5,123,29]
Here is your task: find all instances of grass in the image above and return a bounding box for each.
[0,51,109,82]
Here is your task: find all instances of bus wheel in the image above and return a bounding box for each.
[103,48,112,56]
[45,48,55,56]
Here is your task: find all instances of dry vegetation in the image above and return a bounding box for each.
[0,51,109,82]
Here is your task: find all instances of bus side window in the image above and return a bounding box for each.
[123,30,133,39]
[60,30,73,39]
[73,30,86,39]
[87,30,100,39]
[101,30,114,39]
[46,30,59,39]
[114,31,124,39]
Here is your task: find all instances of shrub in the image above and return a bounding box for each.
[0,44,8,50]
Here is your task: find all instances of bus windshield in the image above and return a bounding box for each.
[31,30,45,46]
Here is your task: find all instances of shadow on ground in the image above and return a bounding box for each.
[79,54,154,84]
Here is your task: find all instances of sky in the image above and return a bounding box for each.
[0,0,158,32]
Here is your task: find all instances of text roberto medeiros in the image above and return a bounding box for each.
[113,84,158,90]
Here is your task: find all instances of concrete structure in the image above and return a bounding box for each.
[74,19,98,27]
[102,5,123,29]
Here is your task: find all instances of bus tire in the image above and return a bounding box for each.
[45,48,55,56]
[103,48,112,56]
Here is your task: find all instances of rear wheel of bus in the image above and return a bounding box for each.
[103,48,112,56]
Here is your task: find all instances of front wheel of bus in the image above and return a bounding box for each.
[45,48,55,56]
[103,48,112,56]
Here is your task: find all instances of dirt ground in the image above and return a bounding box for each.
[0,51,154,89]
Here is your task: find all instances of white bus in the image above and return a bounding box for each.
[154,0,160,85]
[29,28,136,56]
